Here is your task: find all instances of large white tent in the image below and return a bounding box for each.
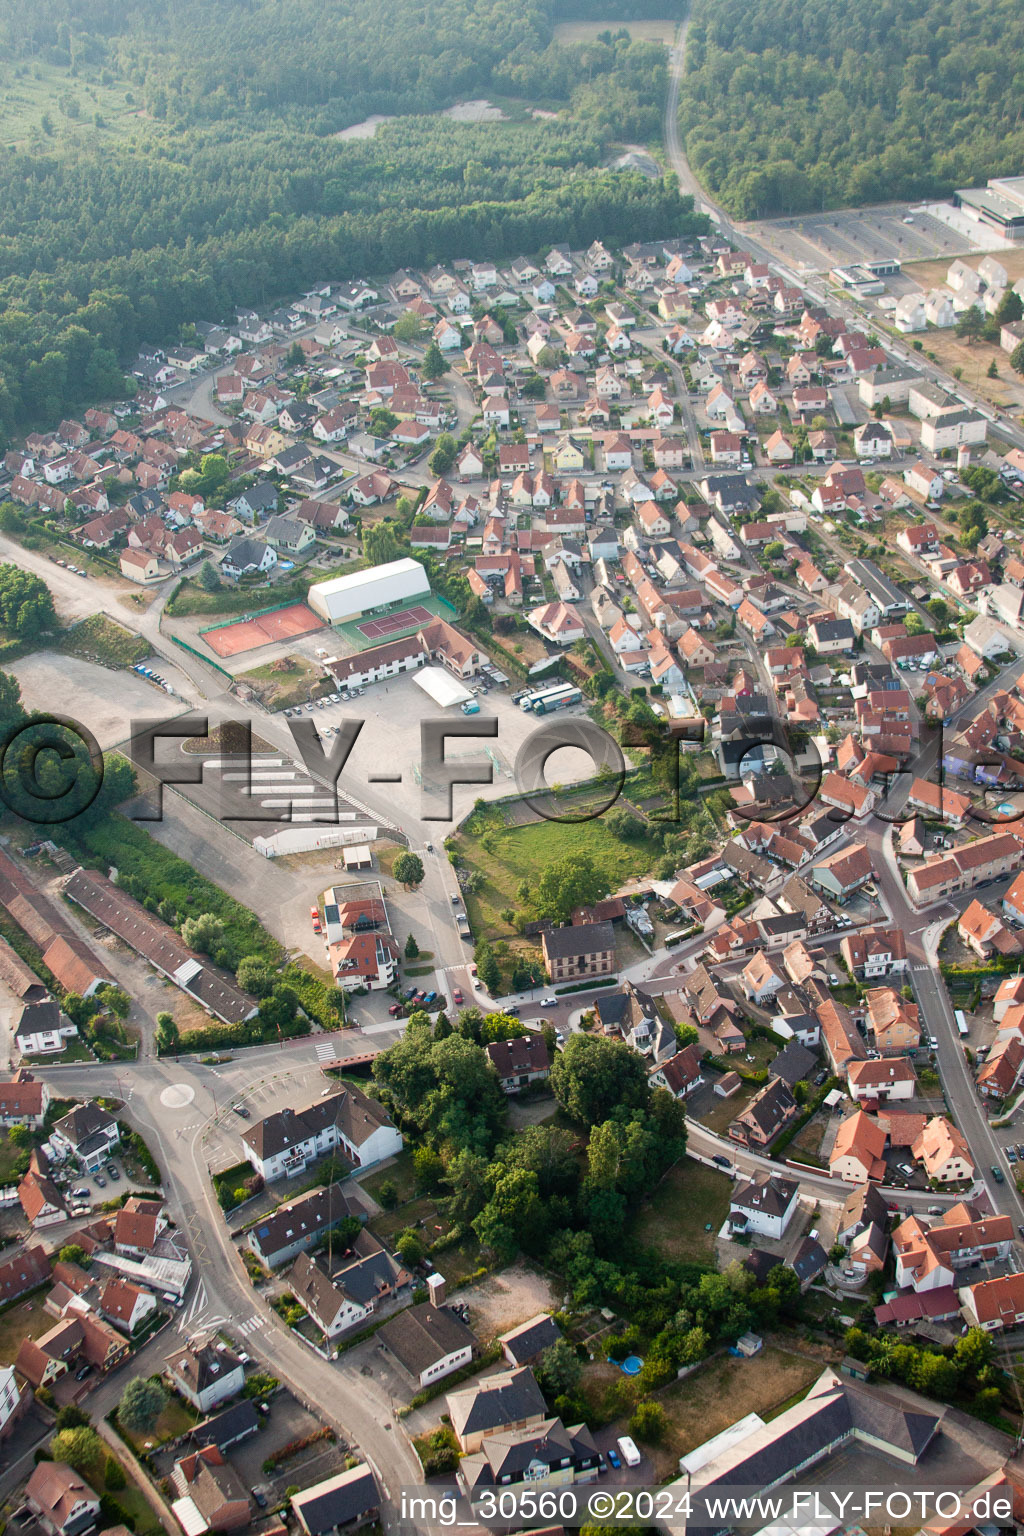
[412,666,473,708]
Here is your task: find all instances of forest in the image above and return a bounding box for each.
[677,0,1024,218]
[0,0,699,445]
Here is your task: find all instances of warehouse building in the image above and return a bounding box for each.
[307,558,430,625]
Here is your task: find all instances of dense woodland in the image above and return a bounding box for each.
[0,0,699,445]
[678,0,1024,218]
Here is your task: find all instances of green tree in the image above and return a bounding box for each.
[0,565,57,638]
[393,312,425,341]
[369,407,399,435]
[50,1426,105,1476]
[987,358,998,378]
[550,1034,649,1127]
[903,611,925,636]
[396,1228,425,1265]
[955,306,985,344]
[629,1400,667,1444]
[393,851,425,887]
[532,852,611,925]
[428,432,457,475]
[362,522,402,566]
[54,1405,91,1432]
[236,956,274,997]
[155,1012,179,1055]
[118,1377,166,1434]
[404,932,419,959]
[0,666,24,738]
[58,1244,91,1269]
[376,1179,398,1209]
[1011,340,1024,377]
[534,1337,583,1400]
[286,341,305,369]
[476,943,501,993]
[198,560,221,592]
[8,1122,31,1147]
[181,913,224,955]
[104,1456,126,1492]
[422,341,447,380]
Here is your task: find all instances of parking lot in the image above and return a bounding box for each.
[749,201,983,275]
[273,670,605,829]
[10,651,193,749]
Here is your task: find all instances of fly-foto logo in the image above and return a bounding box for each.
[0,710,1022,831]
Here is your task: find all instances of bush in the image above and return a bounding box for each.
[629,1400,667,1444]
[104,1456,126,1492]
[376,1179,399,1210]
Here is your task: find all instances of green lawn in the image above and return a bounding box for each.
[0,1297,54,1366]
[451,806,664,944]
[0,1130,28,1182]
[118,1394,198,1453]
[361,1149,417,1205]
[633,1160,732,1264]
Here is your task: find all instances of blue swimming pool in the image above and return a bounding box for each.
[621,1355,644,1376]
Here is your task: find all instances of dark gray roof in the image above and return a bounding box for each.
[447,1367,546,1441]
[292,1466,379,1536]
[242,1088,394,1161]
[461,1419,598,1490]
[54,1102,117,1147]
[739,1078,796,1136]
[379,1303,476,1377]
[730,1174,797,1220]
[497,1313,561,1364]
[541,920,614,960]
[792,1236,829,1283]
[249,1182,362,1262]
[770,1040,816,1087]
[191,1399,259,1452]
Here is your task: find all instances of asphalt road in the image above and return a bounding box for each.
[35,1045,424,1533]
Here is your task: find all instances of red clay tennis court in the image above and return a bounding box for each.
[356,604,435,640]
[203,602,324,657]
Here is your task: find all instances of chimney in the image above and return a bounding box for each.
[426,1272,446,1305]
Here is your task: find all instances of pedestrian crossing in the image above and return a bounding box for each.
[315,1039,339,1062]
[237,1313,268,1336]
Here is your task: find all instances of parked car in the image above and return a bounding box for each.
[106,1163,120,1180]
[711,1154,732,1169]
[992,1165,1005,1184]
[232,1104,251,1118]
[605,1448,621,1470]
[72,1186,90,1200]
[388,1004,403,1017]
[453,988,463,1005]
[251,1489,268,1510]
[540,995,557,1007]
[310,906,322,933]
[94,1174,107,1188]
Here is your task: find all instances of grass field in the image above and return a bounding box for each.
[634,1160,732,1264]
[0,60,150,148]
[0,1130,27,1183]
[450,803,664,943]
[0,1296,54,1365]
[361,1149,416,1205]
[648,1346,822,1478]
[552,18,677,43]
[57,613,148,668]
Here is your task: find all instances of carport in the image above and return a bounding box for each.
[412,666,473,708]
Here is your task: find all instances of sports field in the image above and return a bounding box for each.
[333,593,457,652]
[201,602,324,657]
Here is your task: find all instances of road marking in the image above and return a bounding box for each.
[315,1040,339,1062]
[237,1313,267,1336]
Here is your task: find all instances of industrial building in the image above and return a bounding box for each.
[307,558,430,625]
[954,176,1024,241]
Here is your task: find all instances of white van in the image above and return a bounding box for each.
[617,1436,641,1468]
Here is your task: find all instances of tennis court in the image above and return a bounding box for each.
[333,592,457,652]
[357,604,435,641]
[202,602,324,657]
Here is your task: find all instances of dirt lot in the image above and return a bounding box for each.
[457,1260,558,1342]
[10,651,192,748]
[647,1344,825,1478]
[910,329,1024,413]
[905,249,1024,294]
